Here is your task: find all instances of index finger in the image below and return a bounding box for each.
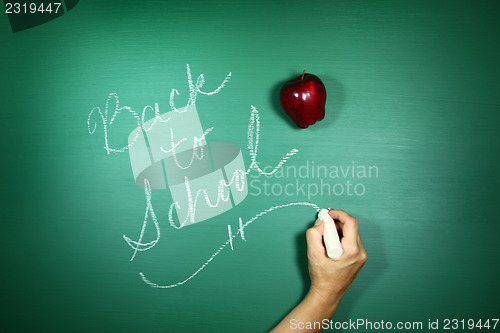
[328,209,359,248]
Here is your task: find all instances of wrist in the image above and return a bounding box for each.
[306,285,342,312]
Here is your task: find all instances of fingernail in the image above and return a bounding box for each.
[315,218,322,226]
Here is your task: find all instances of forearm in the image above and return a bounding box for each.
[270,289,341,333]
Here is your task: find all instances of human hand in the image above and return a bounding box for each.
[306,209,367,304]
[269,209,367,333]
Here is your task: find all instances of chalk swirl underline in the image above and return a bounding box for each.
[139,202,319,288]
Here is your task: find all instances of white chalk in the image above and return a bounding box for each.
[318,209,343,259]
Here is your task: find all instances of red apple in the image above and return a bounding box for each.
[280,70,327,128]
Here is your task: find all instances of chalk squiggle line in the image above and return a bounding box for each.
[139,202,320,288]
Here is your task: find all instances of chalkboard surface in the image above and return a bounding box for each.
[1,1,499,332]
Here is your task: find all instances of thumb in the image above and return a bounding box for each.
[306,220,326,257]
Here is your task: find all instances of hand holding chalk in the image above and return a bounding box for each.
[307,209,367,299]
[271,209,367,332]
[318,209,343,259]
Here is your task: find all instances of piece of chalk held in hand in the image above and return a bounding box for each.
[318,209,343,259]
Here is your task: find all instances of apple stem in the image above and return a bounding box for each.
[301,69,306,80]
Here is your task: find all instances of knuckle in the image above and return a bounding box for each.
[349,246,360,257]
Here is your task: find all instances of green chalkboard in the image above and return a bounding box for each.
[2,1,499,332]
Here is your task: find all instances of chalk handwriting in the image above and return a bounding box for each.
[88,64,319,289]
[122,178,160,261]
[128,105,312,287]
[163,105,298,229]
[87,93,141,154]
[87,64,231,154]
[170,63,231,113]
[246,105,299,175]
[160,127,214,170]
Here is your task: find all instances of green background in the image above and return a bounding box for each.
[1,1,499,332]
